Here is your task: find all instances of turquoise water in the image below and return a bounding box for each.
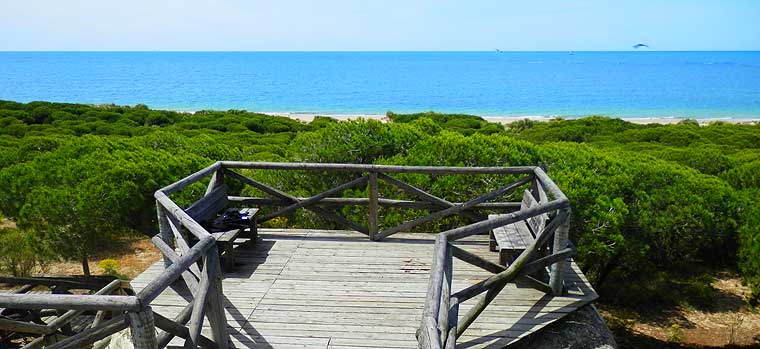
[1,51,759,118]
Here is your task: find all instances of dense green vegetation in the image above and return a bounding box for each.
[0,101,758,308]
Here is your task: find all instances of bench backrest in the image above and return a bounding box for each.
[185,185,229,223]
[520,189,547,236]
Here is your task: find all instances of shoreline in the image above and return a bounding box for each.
[261,112,760,125]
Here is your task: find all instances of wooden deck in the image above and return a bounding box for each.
[131,229,597,349]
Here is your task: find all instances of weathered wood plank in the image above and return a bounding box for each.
[45,315,129,349]
[185,185,228,223]
[0,294,140,312]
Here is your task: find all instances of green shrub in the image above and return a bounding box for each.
[737,189,760,306]
[723,160,760,189]
[98,259,127,279]
[667,323,685,343]
[0,228,49,276]
[387,111,503,135]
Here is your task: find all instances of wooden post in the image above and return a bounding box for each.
[156,204,174,268]
[128,307,157,349]
[368,172,379,241]
[204,250,230,349]
[444,300,459,349]
[438,244,452,345]
[186,254,213,348]
[205,169,225,197]
[549,209,571,295]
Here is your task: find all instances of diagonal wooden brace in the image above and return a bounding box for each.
[224,170,369,235]
[377,173,484,222]
[376,176,533,240]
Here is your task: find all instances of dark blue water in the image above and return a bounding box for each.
[1,51,759,118]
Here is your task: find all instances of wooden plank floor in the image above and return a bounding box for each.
[130,229,597,349]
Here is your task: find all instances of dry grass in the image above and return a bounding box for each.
[2,218,160,279]
[601,272,760,348]
[0,218,16,229]
[41,237,161,280]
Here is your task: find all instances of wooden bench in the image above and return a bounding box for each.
[489,190,548,266]
[185,185,259,271]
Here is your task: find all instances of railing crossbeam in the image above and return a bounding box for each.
[258,175,369,222]
[153,311,216,349]
[150,235,200,293]
[225,169,369,234]
[165,215,202,277]
[377,173,483,222]
[450,245,505,274]
[377,176,533,240]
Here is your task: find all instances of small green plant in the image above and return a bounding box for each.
[98,259,125,279]
[667,323,685,343]
[262,216,289,229]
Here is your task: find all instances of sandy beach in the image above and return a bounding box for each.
[263,112,760,125]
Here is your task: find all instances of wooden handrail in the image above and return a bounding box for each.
[220,161,537,174]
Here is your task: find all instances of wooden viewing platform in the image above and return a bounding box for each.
[132,229,596,348]
[0,162,599,349]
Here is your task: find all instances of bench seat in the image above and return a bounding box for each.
[490,189,547,266]
[491,217,535,265]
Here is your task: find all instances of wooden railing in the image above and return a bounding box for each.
[217,161,535,240]
[416,167,571,349]
[0,277,132,349]
[0,162,571,349]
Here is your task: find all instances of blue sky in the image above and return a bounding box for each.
[1,0,758,51]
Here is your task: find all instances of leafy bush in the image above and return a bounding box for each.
[723,160,760,189]
[0,228,49,276]
[737,189,760,306]
[387,111,503,135]
[292,119,428,164]
[667,324,685,343]
[98,259,127,279]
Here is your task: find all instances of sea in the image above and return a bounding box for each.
[1,51,759,119]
